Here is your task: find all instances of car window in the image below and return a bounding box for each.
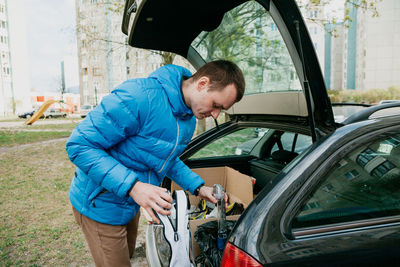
[190,1,301,95]
[332,105,371,123]
[293,134,400,229]
[190,127,269,159]
[271,132,312,154]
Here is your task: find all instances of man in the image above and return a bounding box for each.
[66,60,245,266]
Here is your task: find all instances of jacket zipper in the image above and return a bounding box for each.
[158,118,180,173]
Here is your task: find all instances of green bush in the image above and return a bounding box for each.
[328,86,400,104]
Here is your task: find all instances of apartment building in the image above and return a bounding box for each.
[325,0,400,91]
[75,0,192,106]
[0,0,30,116]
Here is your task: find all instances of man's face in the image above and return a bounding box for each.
[191,78,237,120]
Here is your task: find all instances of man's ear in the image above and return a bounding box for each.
[196,76,210,91]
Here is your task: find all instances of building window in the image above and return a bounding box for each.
[136,64,144,73]
[356,148,376,167]
[371,161,395,179]
[136,50,143,59]
[93,67,102,76]
[384,137,400,147]
[344,169,360,180]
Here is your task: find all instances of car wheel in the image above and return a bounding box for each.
[48,115,52,118]
[63,114,66,118]
[26,115,31,119]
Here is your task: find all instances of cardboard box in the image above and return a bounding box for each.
[171,166,253,258]
[171,166,253,208]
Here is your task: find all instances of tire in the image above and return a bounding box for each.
[26,115,31,119]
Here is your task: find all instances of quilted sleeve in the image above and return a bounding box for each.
[166,157,204,195]
[66,81,149,198]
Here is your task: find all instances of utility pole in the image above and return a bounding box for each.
[61,61,66,100]
[94,85,98,106]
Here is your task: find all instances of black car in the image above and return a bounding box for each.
[18,108,37,119]
[123,0,400,266]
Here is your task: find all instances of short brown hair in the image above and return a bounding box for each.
[192,60,245,102]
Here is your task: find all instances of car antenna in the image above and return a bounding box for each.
[294,20,319,142]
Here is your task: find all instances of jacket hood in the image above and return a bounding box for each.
[149,64,193,118]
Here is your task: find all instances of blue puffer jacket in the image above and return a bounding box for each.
[66,65,205,225]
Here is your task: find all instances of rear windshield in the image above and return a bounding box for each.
[190,1,301,95]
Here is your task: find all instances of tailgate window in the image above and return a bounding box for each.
[190,1,301,95]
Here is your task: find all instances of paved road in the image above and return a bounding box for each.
[0,118,83,129]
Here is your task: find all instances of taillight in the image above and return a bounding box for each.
[221,242,262,267]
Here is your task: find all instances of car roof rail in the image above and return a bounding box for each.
[332,102,372,107]
[343,102,400,125]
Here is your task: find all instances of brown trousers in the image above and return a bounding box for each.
[73,207,141,267]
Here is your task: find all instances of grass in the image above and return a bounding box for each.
[0,131,148,266]
[0,131,72,147]
[0,140,92,266]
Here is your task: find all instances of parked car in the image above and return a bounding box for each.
[80,104,95,118]
[43,108,66,118]
[18,108,38,119]
[123,0,400,265]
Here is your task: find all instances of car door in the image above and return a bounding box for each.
[263,123,400,266]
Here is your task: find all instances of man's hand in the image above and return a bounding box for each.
[197,186,228,209]
[129,181,172,224]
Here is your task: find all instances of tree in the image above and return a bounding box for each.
[296,0,382,36]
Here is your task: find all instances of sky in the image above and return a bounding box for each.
[24,0,78,93]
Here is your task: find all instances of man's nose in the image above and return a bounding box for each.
[211,109,221,119]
